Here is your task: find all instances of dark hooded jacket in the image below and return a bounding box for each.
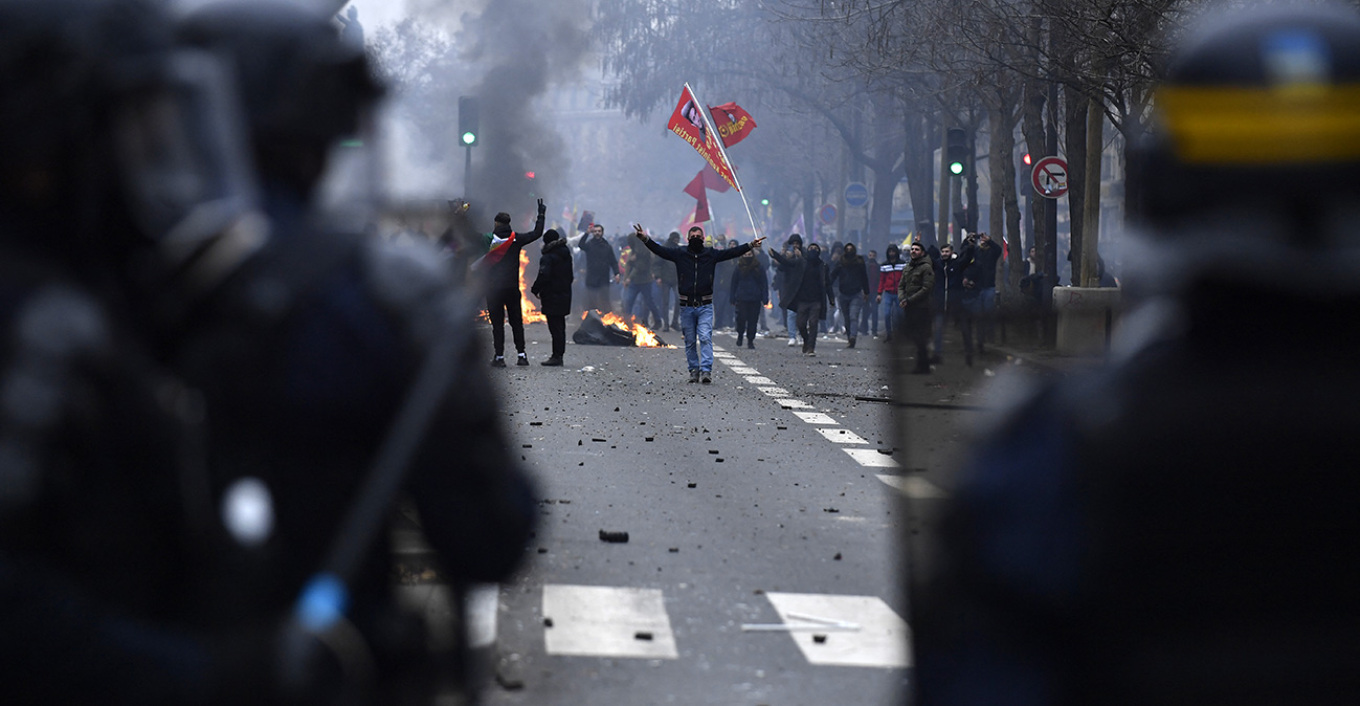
[641,237,751,300]
[485,215,545,291]
[831,249,870,298]
[532,236,574,317]
[729,254,769,305]
[577,233,618,288]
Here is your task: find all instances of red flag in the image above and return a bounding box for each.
[684,172,712,222]
[667,84,739,191]
[700,164,731,193]
[709,102,757,148]
[679,206,702,234]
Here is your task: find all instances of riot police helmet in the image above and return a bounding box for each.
[178,0,384,200]
[0,0,261,278]
[1127,1,1360,294]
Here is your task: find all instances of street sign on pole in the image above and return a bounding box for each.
[844,182,870,208]
[1031,156,1069,199]
[819,204,838,226]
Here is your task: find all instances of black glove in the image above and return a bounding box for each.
[536,199,546,218]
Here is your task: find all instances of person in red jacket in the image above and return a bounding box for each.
[876,243,906,342]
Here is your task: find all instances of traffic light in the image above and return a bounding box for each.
[524,171,535,180]
[946,128,967,176]
[459,96,479,147]
[1022,152,1032,166]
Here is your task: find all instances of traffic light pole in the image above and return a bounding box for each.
[464,145,472,203]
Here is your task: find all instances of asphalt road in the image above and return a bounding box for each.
[447,315,1034,706]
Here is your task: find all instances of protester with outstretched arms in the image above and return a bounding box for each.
[635,223,764,383]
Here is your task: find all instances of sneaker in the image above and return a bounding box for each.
[541,357,563,366]
[700,371,712,384]
[787,339,797,346]
[747,341,755,350]
[805,350,817,357]
[736,336,744,347]
[490,356,506,368]
[688,370,700,383]
[516,353,529,366]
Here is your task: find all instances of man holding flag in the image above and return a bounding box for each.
[479,199,546,367]
[635,223,763,383]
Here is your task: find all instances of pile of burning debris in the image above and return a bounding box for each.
[573,311,672,348]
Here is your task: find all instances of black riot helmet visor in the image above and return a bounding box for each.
[110,47,265,276]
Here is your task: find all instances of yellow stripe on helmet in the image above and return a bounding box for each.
[1157,84,1360,164]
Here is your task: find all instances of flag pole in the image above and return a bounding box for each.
[685,82,762,242]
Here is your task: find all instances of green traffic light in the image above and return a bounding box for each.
[949,162,964,175]
[462,131,477,145]
[760,199,770,206]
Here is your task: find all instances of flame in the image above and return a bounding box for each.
[763,301,773,309]
[519,250,546,324]
[585,310,675,348]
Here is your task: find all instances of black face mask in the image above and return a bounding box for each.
[688,236,704,252]
[807,248,821,261]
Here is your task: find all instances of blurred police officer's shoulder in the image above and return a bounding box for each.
[915,5,1360,705]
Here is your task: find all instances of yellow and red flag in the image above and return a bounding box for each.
[710,102,757,148]
[667,84,739,192]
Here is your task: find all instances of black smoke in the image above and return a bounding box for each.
[413,0,592,226]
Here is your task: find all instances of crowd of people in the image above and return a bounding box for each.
[475,217,1019,374]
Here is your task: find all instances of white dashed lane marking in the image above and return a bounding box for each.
[843,448,901,468]
[816,428,870,445]
[762,592,911,669]
[542,585,679,659]
[716,353,908,474]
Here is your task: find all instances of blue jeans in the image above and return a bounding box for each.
[838,295,864,338]
[623,283,662,326]
[978,287,997,345]
[680,304,714,372]
[785,309,797,341]
[881,293,900,337]
[860,294,878,335]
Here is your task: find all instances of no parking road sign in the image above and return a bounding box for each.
[1031,156,1069,199]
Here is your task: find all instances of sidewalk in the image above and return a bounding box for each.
[988,341,1107,376]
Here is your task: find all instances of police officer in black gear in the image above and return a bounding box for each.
[0,0,277,703]
[912,4,1360,705]
[172,2,537,701]
[2,0,536,702]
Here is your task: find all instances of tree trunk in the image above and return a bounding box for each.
[1021,78,1048,277]
[937,124,952,245]
[965,125,980,234]
[905,111,936,245]
[987,107,1006,248]
[1064,86,1087,286]
[989,99,1023,296]
[1081,95,1103,287]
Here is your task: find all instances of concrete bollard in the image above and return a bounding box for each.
[1051,286,1121,357]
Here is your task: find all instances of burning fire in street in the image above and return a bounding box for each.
[585,311,674,348]
[477,250,546,324]
[519,250,546,324]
